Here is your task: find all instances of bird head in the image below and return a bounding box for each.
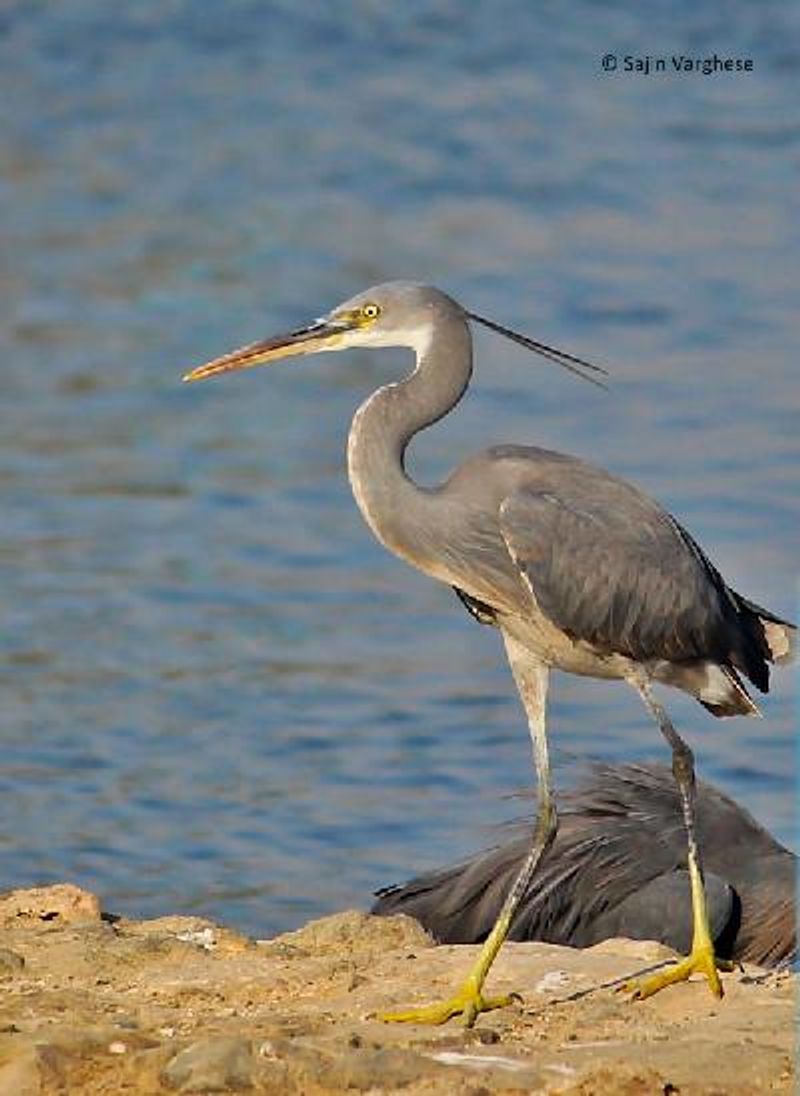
[182,283,460,383]
[182,281,607,386]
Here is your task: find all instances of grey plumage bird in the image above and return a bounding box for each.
[372,761,796,971]
[184,281,794,1025]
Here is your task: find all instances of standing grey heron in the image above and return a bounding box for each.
[184,282,794,1026]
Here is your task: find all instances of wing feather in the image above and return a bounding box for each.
[498,489,748,668]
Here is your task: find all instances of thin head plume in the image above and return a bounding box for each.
[466,311,610,390]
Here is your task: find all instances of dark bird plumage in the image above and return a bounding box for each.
[373,762,796,969]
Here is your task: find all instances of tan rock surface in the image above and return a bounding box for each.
[0,885,793,1094]
[0,882,102,927]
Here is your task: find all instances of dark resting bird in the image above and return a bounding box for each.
[183,282,794,1026]
[372,761,796,971]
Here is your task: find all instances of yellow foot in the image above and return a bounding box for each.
[625,943,734,1001]
[380,983,521,1027]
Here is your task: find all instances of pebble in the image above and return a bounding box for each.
[175,927,216,951]
[534,969,572,993]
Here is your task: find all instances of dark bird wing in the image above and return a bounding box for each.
[499,487,775,690]
[373,855,734,959]
[372,762,797,967]
[571,869,736,956]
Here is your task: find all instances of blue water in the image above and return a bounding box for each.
[1,3,796,936]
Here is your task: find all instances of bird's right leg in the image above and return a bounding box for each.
[381,637,556,1027]
[624,676,731,1000]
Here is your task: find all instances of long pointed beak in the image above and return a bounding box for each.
[182,319,351,383]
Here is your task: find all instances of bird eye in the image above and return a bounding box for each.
[361,303,381,320]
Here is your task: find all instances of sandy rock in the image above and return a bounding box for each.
[559,1063,677,1094]
[162,1036,254,1091]
[122,915,252,955]
[0,1040,75,1095]
[264,909,433,958]
[0,883,101,926]
[301,1044,453,1091]
[588,936,677,962]
[0,948,25,977]
[0,899,792,1094]
[0,1045,42,1096]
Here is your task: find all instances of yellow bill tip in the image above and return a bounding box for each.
[182,364,219,383]
[180,324,348,386]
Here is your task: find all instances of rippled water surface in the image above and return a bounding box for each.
[1,3,797,935]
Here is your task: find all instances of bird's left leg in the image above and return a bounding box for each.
[381,638,555,1027]
[625,675,732,1000]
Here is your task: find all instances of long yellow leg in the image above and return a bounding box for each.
[627,839,731,999]
[625,678,731,1000]
[380,904,521,1026]
[382,642,555,1027]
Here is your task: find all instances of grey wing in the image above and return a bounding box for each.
[583,870,734,954]
[373,849,734,954]
[498,488,746,668]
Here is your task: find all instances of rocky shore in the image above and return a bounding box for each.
[0,884,793,1093]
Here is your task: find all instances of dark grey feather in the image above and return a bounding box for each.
[498,484,777,690]
[372,762,796,968]
[452,586,497,626]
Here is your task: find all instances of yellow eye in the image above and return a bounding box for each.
[361,303,381,320]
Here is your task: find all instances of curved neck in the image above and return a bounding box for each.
[346,312,472,564]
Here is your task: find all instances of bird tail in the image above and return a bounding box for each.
[718,592,796,710]
[653,657,760,718]
[733,594,796,666]
[697,665,761,718]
